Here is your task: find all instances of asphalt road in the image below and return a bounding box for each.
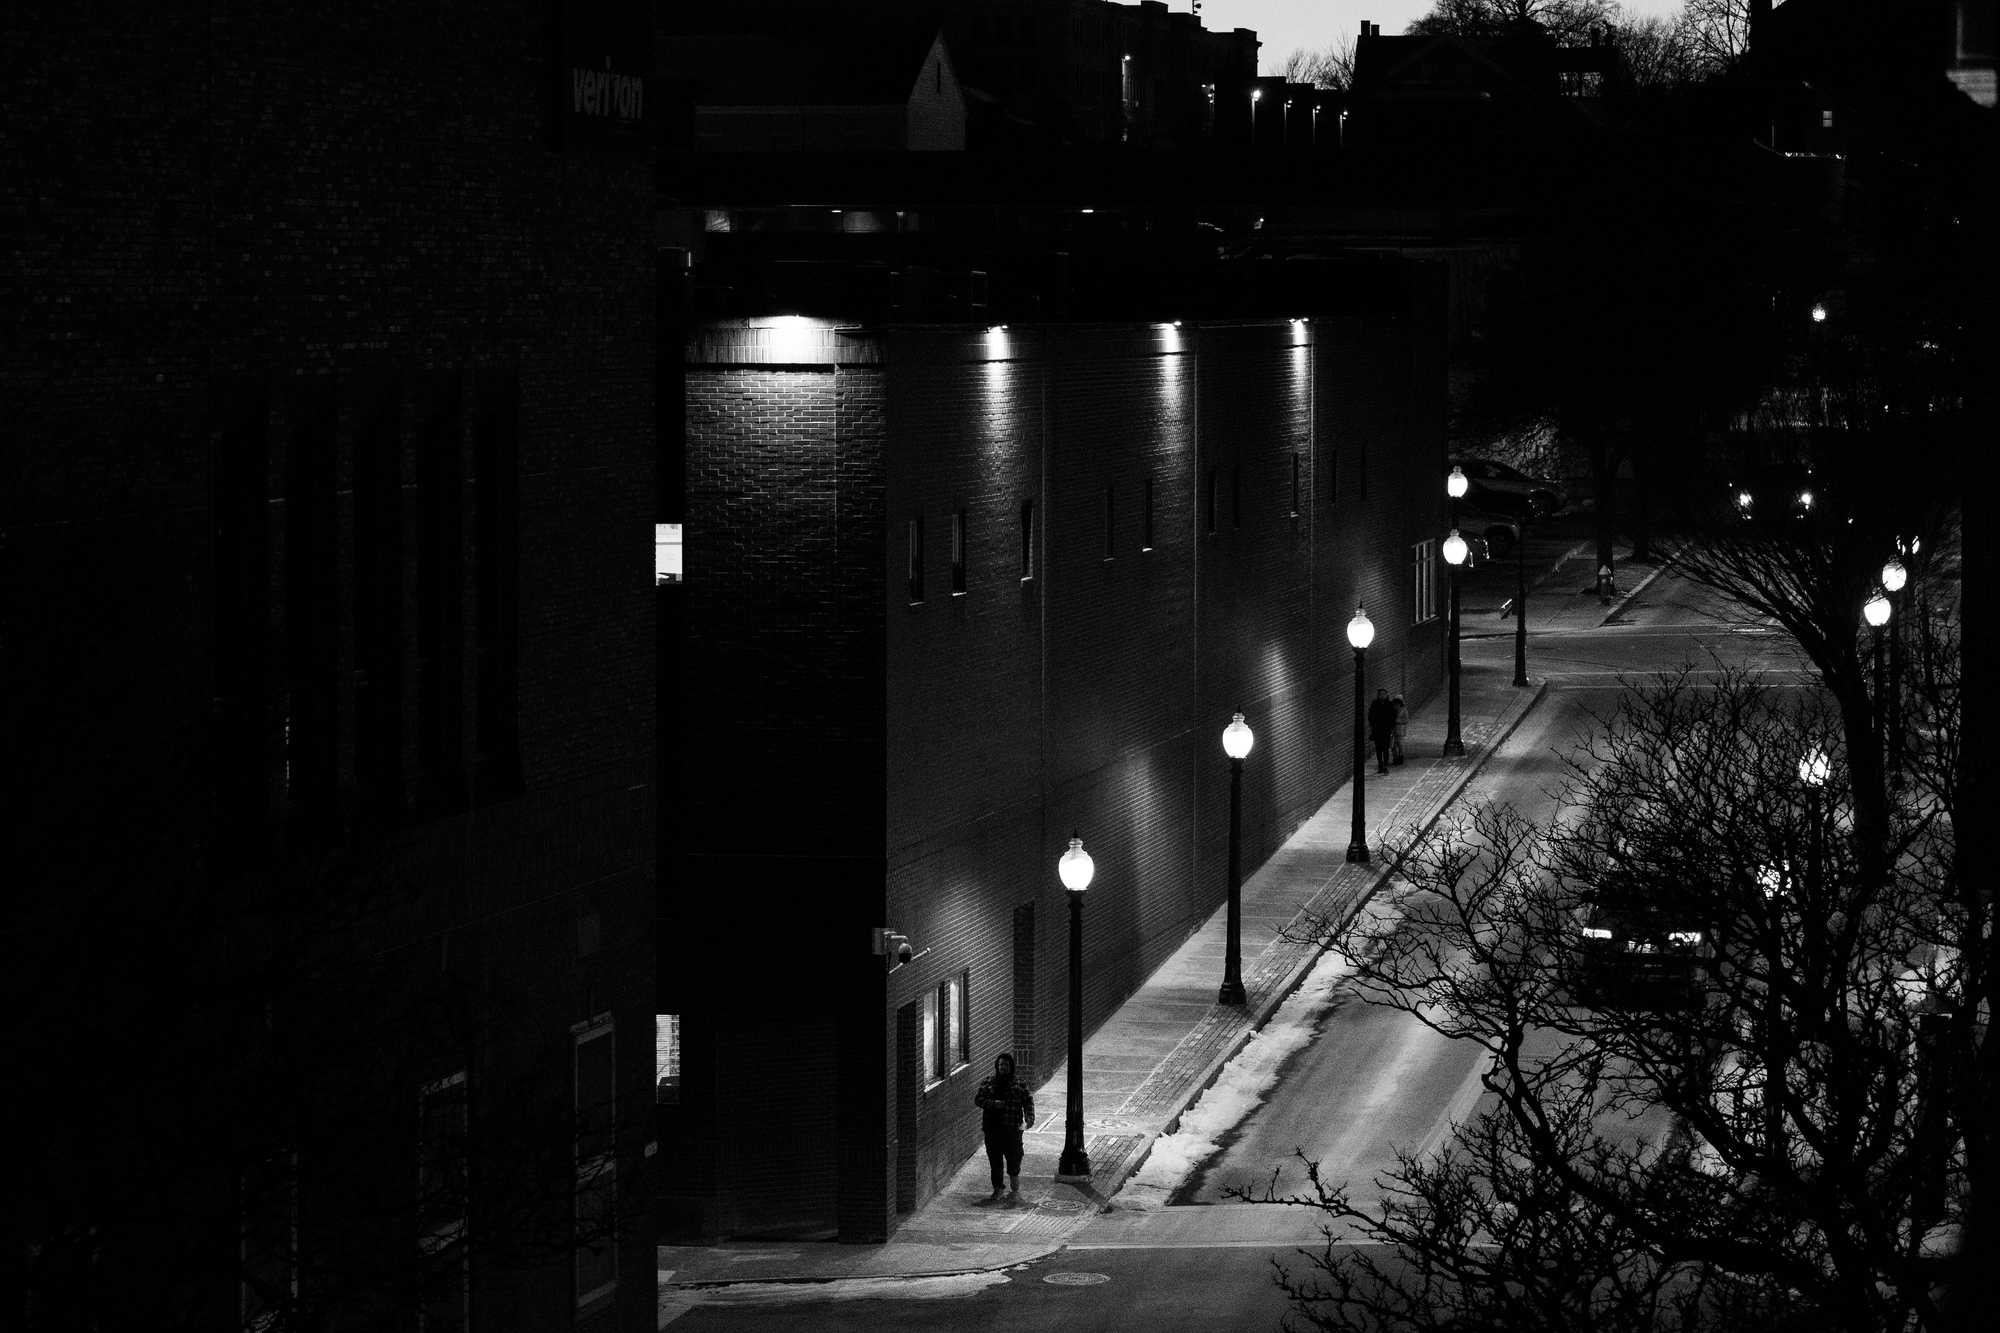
[660,565,1802,1332]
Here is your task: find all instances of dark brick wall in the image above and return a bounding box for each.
[678,284,1447,1235]
[8,2,656,1328]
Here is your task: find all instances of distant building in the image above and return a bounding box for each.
[664,24,966,151]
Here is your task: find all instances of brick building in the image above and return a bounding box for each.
[8,2,656,1329]
[663,256,1451,1240]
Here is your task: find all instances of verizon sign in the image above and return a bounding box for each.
[557,0,650,150]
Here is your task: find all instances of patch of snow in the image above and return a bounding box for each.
[692,1271,1015,1305]
[1124,897,1406,1205]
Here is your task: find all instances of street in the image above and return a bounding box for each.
[661,563,1802,1331]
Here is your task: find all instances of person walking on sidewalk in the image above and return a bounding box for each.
[1368,688,1396,774]
[1391,693,1409,765]
[973,1052,1034,1202]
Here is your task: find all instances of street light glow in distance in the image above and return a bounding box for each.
[1882,557,1908,592]
[1799,747,1831,787]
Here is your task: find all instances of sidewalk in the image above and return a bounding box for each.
[660,529,1671,1293]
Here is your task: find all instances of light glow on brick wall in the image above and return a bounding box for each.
[764,315,833,362]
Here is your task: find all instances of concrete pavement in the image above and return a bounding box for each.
[660,523,1673,1293]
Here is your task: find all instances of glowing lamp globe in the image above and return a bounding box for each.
[1346,607,1374,651]
[1798,748,1831,788]
[1863,592,1891,627]
[1881,558,1907,593]
[1446,466,1468,500]
[1058,836,1095,892]
[1222,713,1254,761]
[1442,530,1469,567]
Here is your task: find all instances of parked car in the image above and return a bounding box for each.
[1455,508,1522,560]
[1450,457,1567,518]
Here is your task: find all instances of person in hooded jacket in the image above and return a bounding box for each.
[973,1052,1034,1202]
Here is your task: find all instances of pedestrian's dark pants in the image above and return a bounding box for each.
[986,1132,1023,1189]
[1374,736,1392,771]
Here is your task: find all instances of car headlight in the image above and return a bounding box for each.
[1797,489,1814,510]
[1736,490,1753,510]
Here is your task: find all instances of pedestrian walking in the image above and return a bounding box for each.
[1391,693,1409,765]
[1368,688,1396,774]
[973,1052,1034,1202]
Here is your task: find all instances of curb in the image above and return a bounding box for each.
[1114,678,1554,1190]
[1595,545,1681,627]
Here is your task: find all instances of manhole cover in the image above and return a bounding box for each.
[1035,1198,1089,1214]
[1043,1272,1111,1286]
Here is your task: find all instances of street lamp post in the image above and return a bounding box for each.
[1346,607,1374,864]
[1864,591,1891,765]
[1056,835,1095,1178]
[1882,556,1907,782]
[1442,529,1468,757]
[1219,714,1253,1005]
[1513,513,1530,688]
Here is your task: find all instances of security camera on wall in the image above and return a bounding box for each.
[871,927,913,967]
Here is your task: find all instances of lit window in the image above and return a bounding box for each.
[655,1014,681,1105]
[1020,499,1035,581]
[1413,539,1438,624]
[951,510,967,594]
[1821,108,1834,129]
[573,1018,617,1308]
[922,973,969,1085]
[655,523,682,585]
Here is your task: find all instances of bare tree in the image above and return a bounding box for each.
[1254,656,1969,1331]
[1676,0,1754,78]
[1408,0,1623,45]
[1281,37,1357,91]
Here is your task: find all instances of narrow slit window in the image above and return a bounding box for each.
[655,1014,682,1105]
[1141,476,1155,552]
[1103,484,1116,560]
[950,509,967,595]
[1020,499,1035,581]
[907,515,925,603]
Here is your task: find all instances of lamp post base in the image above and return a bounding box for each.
[1056,1148,1092,1178]
[1345,842,1370,864]
[1217,979,1246,1005]
[1442,738,1466,757]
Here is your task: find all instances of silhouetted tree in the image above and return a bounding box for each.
[1256,655,1968,1331]
[1281,37,1356,91]
[1408,0,1622,44]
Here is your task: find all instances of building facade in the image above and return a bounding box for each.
[8,2,657,1328]
[665,264,1450,1239]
